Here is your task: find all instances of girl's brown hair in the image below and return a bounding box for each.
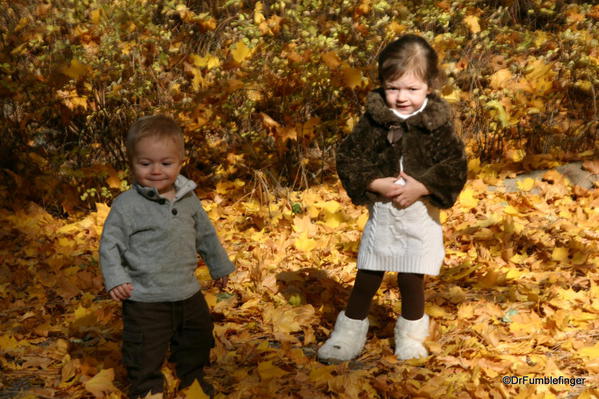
[378,34,441,89]
[126,115,184,160]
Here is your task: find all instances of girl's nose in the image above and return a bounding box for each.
[397,90,408,102]
[151,164,161,173]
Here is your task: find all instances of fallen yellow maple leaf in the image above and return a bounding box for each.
[84,369,119,398]
[387,21,406,35]
[356,212,368,229]
[253,1,265,24]
[525,58,555,95]
[551,247,569,262]
[516,177,535,192]
[321,51,341,69]
[181,379,210,399]
[89,9,102,24]
[323,211,344,228]
[341,65,362,89]
[309,364,335,384]
[578,342,599,359]
[258,360,288,380]
[426,303,452,319]
[0,335,19,352]
[190,53,221,69]
[486,100,510,128]
[294,231,317,252]
[489,68,512,89]
[293,214,317,235]
[56,89,88,111]
[463,15,481,33]
[503,205,521,216]
[59,59,90,80]
[458,188,478,209]
[189,67,205,92]
[230,41,252,64]
[504,148,525,162]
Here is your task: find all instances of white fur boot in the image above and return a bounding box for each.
[317,311,369,363]
[394,314,429,360]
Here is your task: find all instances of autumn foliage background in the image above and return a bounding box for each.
[1,0,598,398]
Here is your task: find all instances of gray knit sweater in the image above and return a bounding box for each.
[99,175,235,302]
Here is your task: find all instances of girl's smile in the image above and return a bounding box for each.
[384,72,430,115]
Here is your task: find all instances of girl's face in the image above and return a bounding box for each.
[132,136,183,196]
[384,72,430,115]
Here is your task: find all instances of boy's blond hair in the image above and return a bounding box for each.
[126,115,184,160]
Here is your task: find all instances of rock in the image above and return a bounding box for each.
[493,161,598,193]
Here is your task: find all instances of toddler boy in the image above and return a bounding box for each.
[100,115,234,398]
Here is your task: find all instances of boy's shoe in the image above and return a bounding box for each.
[317,311,369,363]
[394,314,429,360]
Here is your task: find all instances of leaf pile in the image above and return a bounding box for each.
[1,165,598,398]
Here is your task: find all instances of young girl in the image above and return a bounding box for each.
[318,34,467,363]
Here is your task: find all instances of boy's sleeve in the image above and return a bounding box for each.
[416,123,468,209]
[192,195,235,279]
[99,205,132,292]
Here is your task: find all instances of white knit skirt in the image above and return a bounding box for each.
[357,199,444,275]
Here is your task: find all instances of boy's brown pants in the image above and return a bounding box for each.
[122,291,214,398]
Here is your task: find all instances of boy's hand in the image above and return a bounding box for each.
[392,172,430,208]
[109,283,133,301]
[213,276,229,290]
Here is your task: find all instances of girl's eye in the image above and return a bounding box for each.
[162,162,172,166]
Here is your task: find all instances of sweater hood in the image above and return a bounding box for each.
[366,89,452,132]
[134,175,197,202]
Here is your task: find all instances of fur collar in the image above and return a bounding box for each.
[366,89,452,132]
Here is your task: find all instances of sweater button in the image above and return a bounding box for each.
[172,208,178,215]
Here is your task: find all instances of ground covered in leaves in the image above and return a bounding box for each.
[1,163,599,399]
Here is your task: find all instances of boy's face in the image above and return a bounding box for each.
[132,135,183,195]
[384,72,430,115]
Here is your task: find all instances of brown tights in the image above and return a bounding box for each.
[345,270,424,321]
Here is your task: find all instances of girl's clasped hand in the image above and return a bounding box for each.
[392,172,431,208]
[367,172,431,209]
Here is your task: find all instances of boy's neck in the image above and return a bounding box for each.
[159,186,177,200]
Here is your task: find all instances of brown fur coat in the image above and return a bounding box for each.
[336,89,467,209]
